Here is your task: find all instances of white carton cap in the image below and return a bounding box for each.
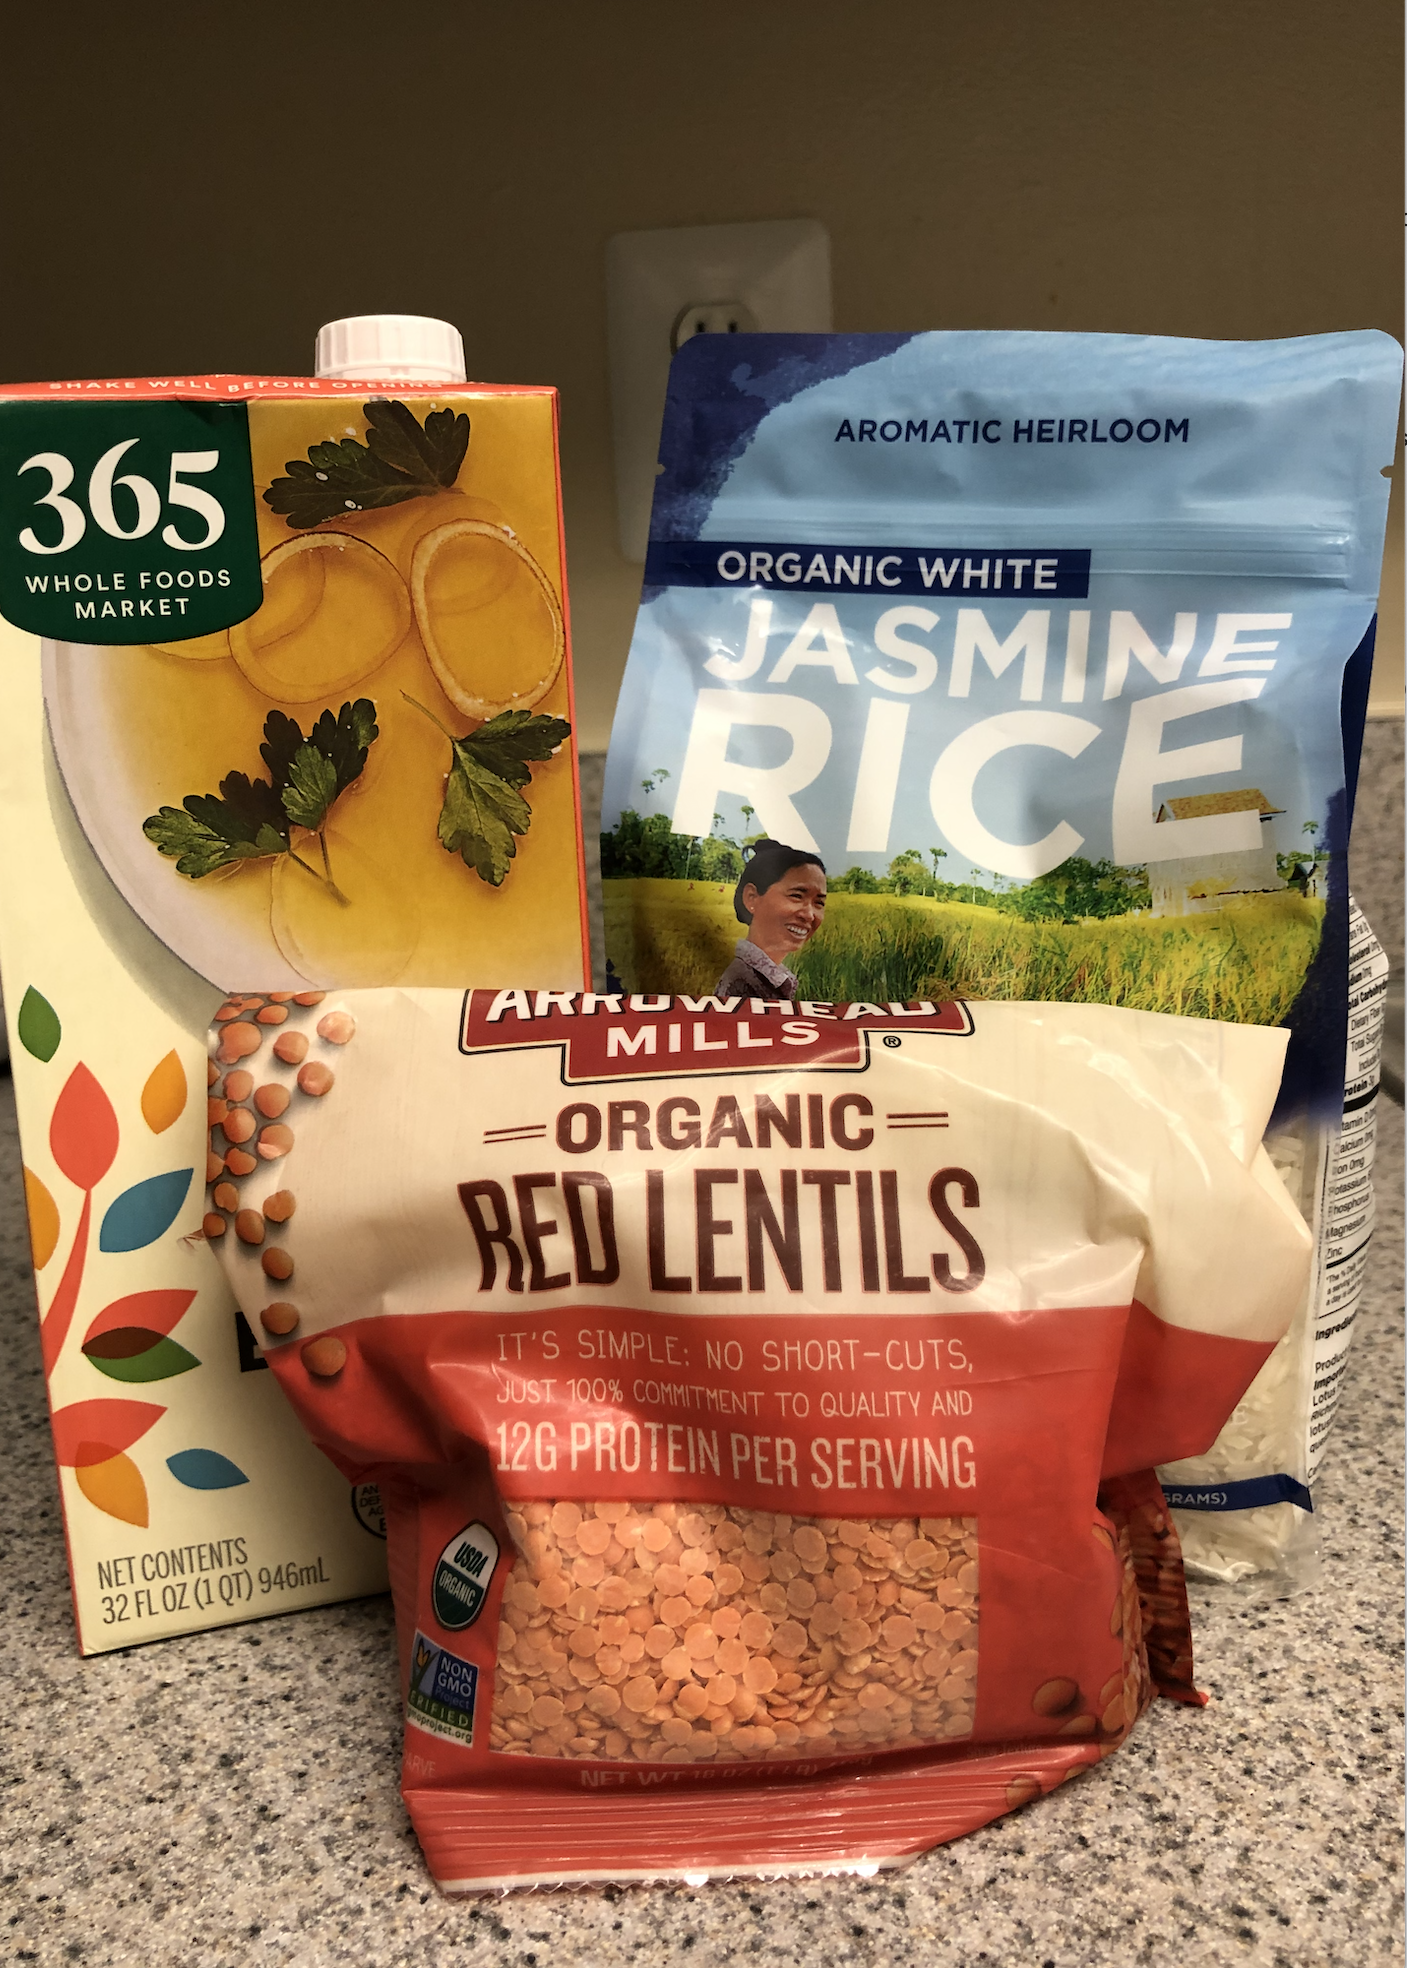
[314,314,467,383]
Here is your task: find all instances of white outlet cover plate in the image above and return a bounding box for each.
[607,219,832,563]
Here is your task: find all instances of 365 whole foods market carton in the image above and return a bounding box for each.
[602,330,1402,1590]
[0,372,588,1651]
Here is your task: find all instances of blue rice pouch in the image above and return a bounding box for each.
[601,329,1402,1590]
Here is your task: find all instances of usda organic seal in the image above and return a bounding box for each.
[431,1521,500,1632]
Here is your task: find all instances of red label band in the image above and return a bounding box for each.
[275,1303,1125,1526]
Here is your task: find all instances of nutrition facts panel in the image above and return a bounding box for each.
[1307,899,1388,1482]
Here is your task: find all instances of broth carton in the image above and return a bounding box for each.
[0,319,589,1649]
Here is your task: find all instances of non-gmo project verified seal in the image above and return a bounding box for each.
[407,1632,479,1747]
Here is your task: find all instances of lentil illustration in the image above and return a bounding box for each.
[203,990,355,1339]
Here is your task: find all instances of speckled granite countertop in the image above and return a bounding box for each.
[2,730,1402,1968]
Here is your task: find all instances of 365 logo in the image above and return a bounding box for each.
[0,399,263,643]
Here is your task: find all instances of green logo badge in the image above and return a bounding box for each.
[406,1631,479,1747]
[431,1520,500,1632]
[0,398,262,644]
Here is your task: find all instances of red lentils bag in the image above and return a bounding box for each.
[208,986,1308,1889]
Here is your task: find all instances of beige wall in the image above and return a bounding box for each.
[1,2,1400,744]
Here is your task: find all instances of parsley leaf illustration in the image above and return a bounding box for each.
[364,399,469,488]
[144,700,380,893]
[205,770,289,842]
[262,443,423,529]
[438,746,535,885]
[403,697,571,888]
[305,697,379,797]
[142,798,288,880]
[259,709,307,796]
[264,398,471,529]
[281,746,339,831]
[144,769,290,876]
[457,709,574,790]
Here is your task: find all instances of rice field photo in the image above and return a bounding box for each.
[603,880,1324,1028]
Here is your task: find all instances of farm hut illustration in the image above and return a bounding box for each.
[1146,789,1296,917]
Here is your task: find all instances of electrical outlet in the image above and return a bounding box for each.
[606,219,832,562]
[671,299,758,349]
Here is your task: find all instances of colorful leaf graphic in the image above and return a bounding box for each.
[17,986,61,1062]
[50,1063,119,1191]
[83,1327,165,1358]
[140,1051,187,1133]
[41,1190,91,1374]
[83,1333,200,1383]
[99,1169,193,1252]
[84,1288,196,1346]
[167,1448,248,1490]
[75,1451,148,1526]
[22,1167,60,1269]
[50,1397,164,1466]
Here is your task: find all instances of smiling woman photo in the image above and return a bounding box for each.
[715,838,828,999]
